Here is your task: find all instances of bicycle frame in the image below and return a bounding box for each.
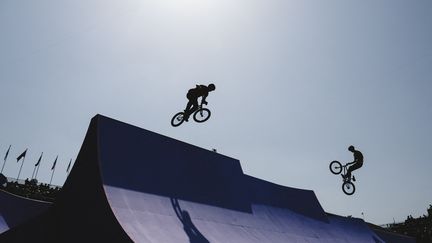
[190,104,204,114]
[333,162,349,176]
[342,164,348,176]
[341,163,355,181]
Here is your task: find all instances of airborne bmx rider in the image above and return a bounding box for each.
[343,145,364,181]
[183,84,216,122]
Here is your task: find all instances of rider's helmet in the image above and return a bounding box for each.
[208,83,216,91]
[348,145,355,151]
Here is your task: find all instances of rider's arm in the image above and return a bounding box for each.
[201,94,208,105]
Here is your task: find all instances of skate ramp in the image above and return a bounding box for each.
[0,115,413,242]
[95,115,384,242]
[97,115,327,220]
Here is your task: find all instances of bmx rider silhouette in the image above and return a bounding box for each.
[343,145,363,181]
[183,84,216,121]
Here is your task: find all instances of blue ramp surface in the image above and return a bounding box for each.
[98,118,249,212]
[0,115,414,242]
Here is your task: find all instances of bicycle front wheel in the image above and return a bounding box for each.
[193,108,211,123]
[342,181,356,195]
[329,161,342,175]
[171,112,185,127]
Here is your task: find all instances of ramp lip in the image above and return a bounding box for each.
[244,174,316,193]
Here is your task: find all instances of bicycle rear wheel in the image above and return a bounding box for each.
[193,108,211,123]
[342,181,355,195]
[171,112,185,127]
[329,161,342,175]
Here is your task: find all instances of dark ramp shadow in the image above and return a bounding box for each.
[171,198,210,243]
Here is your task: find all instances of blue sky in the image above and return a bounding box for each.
[0,0,431,224]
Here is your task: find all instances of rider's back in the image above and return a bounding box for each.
[188,85,208,98]
[354,150,363,163]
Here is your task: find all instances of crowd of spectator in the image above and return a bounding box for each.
[386,204,432,243]
[0,176,61,202]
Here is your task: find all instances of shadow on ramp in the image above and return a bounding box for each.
[171,198,209,243]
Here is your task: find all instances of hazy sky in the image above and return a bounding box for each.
[1,0,431,225]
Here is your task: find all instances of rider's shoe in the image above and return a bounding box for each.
[352,176,356,182]
[183,110,189,122]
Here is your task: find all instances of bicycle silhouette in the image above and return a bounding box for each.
[171,105,211,127]
[329,160,357,195]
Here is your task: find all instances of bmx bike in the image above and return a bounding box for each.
[329,160,356,195]
[171,105,211,127]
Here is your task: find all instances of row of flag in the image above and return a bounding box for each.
[2,145,73,184]
[6,147,70,171]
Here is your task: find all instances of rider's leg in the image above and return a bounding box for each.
[184,93,193,120]
[185,100,193,115]
[185,93,193,112]
[189,100,199,116]
[346,162,363,180]
[184,96,198,121]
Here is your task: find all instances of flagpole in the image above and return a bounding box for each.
[49,156,58,186]
[35,163,41,180]
[49,165,56,186]
[66,159,72,176]
[31,166,37,180]
[17,152,27,181]
[1,145,11,174]
[0,161,4,174]
[34,152,43,181]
